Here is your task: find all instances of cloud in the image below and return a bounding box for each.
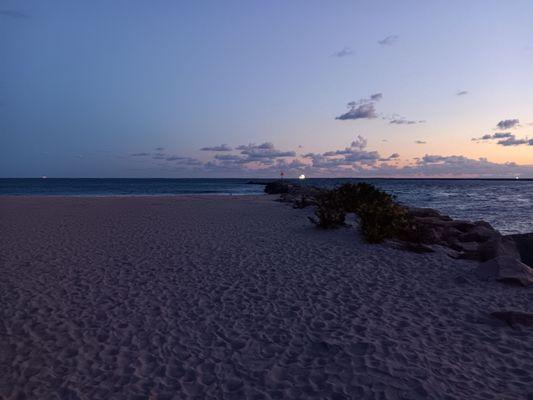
[332,47,353,58]
[336,94,423,124]
[165,156,187,161]
[378,35,399,46]
[0,10,29,18]
[173,157,203,166]
[492,132,514,139]
[496,119,519,130]
[241,149,296,159]
[323,135,367,155]
[336,103,378,120]
[336,94,382,120]
[155,147,165,151]
[204,142,298,172]
[420,155,446,163]
[350,136,367,150]
[380,153,400,161]
[389,119,425,125]
[236,142,274,151]
[236,142,295,159]
[472,132,513,141]
[214,154,246,162]
[200,144,233,151]
[132,152,150,157]
[456,90,468,96]
[306,136,382,169]
[472,132,532,146]
[398,154,533,178]
[497,136,533,146]
[127,137,533,178]
[415,140,426,144]
[302,151,533,178]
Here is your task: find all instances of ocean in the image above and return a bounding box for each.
[1,178,532,234]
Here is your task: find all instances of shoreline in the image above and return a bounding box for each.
[2,178,532,235]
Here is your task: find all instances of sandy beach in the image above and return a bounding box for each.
[1,195,532,400]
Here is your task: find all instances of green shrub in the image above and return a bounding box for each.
[334,182,396,213]
[358,201,408,243]
[309,182,409,243]
[308,190,346,228]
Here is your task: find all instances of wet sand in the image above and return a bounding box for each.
[0,196,532,399]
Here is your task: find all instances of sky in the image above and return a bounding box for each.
[1,0,532,178]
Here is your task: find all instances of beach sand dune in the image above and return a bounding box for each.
[0,196,531,399]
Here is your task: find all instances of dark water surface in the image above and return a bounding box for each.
[1,178,532,234]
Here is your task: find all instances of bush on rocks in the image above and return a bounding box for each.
[308,190,346,228]
[358,201,409,243]
[309,183,409,242]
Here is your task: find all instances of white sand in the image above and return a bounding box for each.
[0,195,532,399]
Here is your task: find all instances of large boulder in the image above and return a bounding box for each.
[403,208,512,263]
[476,255,533,286]
[401,208,533,287]
[477,236,521,262]
[457,221,496,243]
[507,233,533,267]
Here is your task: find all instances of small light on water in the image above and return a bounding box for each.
[298,174,306,180]
[515,176,520,180]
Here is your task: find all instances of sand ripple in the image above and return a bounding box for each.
[1,196,532,399]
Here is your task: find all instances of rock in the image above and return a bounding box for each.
[476,255,533,286]
[407,207,445,219]
[477,236,521,262]
[507,233,533,267]
[452,241,482,260]
[446,220,476,233]
[457,224,497,243]
[474,220,493,229]
[264,180,291,194]
[491,311,533,328]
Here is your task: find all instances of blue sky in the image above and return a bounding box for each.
[1,0,532,177]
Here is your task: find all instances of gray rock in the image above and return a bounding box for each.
[507,233,533,267]
[478,236,521,262]
[476,255,533,286]
[458,224,497,243]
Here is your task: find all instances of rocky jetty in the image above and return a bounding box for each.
[262,181,533,287]
[390,207,533,286]
[264,180,325,202]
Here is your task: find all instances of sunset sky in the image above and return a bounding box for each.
[1,0,532,178]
